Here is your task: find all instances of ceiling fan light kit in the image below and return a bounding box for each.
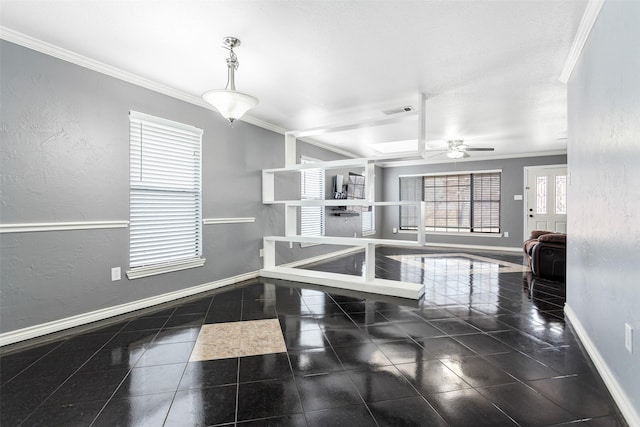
[202,37,259,125]
[444,139,494,159]
[447,149,466,159]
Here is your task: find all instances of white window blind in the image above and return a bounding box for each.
[361,208,375,234]
[129,111,203,269]
[300,157,325,236]
[400,171,501,233]
[399,176,423,229]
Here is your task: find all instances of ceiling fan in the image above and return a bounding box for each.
[428,139,495,159]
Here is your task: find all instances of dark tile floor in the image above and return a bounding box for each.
[0,248,627,426]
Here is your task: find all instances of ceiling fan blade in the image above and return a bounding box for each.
[465,147,494,151]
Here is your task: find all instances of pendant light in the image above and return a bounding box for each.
[202,37,259,124]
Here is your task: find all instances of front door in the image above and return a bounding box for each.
[525,165,567,237]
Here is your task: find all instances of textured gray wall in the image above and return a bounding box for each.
[567,0,640,414]
[380,155,567,248]
[0,41,341,333]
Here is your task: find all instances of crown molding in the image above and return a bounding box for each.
[377,150,568,168]
[559,0,606,83]
[0,26,285,134]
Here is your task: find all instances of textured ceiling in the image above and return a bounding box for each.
[0,0,586,160]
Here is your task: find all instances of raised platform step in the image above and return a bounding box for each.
[260,266,425,300]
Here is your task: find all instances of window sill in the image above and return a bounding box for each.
[398,230,503,238]
[362,230,377,237]
[126,258,206,280]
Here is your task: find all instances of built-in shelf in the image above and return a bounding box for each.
[261,93,429,300]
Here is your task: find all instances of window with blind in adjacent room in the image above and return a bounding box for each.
[300,157,325,237]
[128,111,204,278]
[399,171,501,234]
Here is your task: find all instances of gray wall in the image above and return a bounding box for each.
[0,41,340,333]
[380,155,567,248]
[567,0,640,416]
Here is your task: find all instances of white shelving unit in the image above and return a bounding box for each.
[261,94,429,299]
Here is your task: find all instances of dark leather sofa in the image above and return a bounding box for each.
[523,230,566,279]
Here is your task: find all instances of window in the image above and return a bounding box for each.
[300,157,325,236]
[346,172,374,235]
[400,171,501,233]
[128,111,203,278]
[555,175,567,214]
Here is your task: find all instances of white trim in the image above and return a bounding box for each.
[0,221,129,233]
[126,258,206,280]
[0,27,284,134]
[261,266,424,300]
[299,137,360,159]
[419,242,522,253]
[522,164,568,240]
[264,235,422,248]
[398,230,502,238]
[378,150,567,168]
[130,110,203,135]
[399,168,502,178]
[559,0,606,83]
[280,247,363,268]
[287,110,417,139]
[565,304,639,427]
[0,270,259,347]
[203,217,256,225]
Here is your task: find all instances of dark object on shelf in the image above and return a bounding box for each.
[330,207,360,216]
[523,230,566,279]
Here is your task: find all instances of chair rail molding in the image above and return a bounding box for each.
[0,220,129,233]
[203,217,256,225]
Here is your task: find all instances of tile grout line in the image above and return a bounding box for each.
[278,289,310,426]
[157,302,211,426]
[21,323,138,427]
[89,317,172,426]
[234,293,244,425]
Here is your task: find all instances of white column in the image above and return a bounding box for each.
[365,242,376,281]
[418,92,427,158]
[285,133,296,168]
[365,161,375,203]
[262,170,275,203]
[418,201,426,246]
[284,204,297,237]
[263,238,276,269]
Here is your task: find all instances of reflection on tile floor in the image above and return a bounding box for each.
[0,248,628,426]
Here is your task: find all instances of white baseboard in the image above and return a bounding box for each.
[565,304,640,427]
[0,245,519,348]
[0,248,362,347]
[0,270,259,347]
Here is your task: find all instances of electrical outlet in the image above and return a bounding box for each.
[392,227,398,234]
[625,323,633,353]
[259,248,264,257]
[504,231,509,238]
[111,267,121,281]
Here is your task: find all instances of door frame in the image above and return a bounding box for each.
[522,164,568,240]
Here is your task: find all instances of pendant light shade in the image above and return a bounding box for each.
[202,90,258,123]
[203,37,259,124]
